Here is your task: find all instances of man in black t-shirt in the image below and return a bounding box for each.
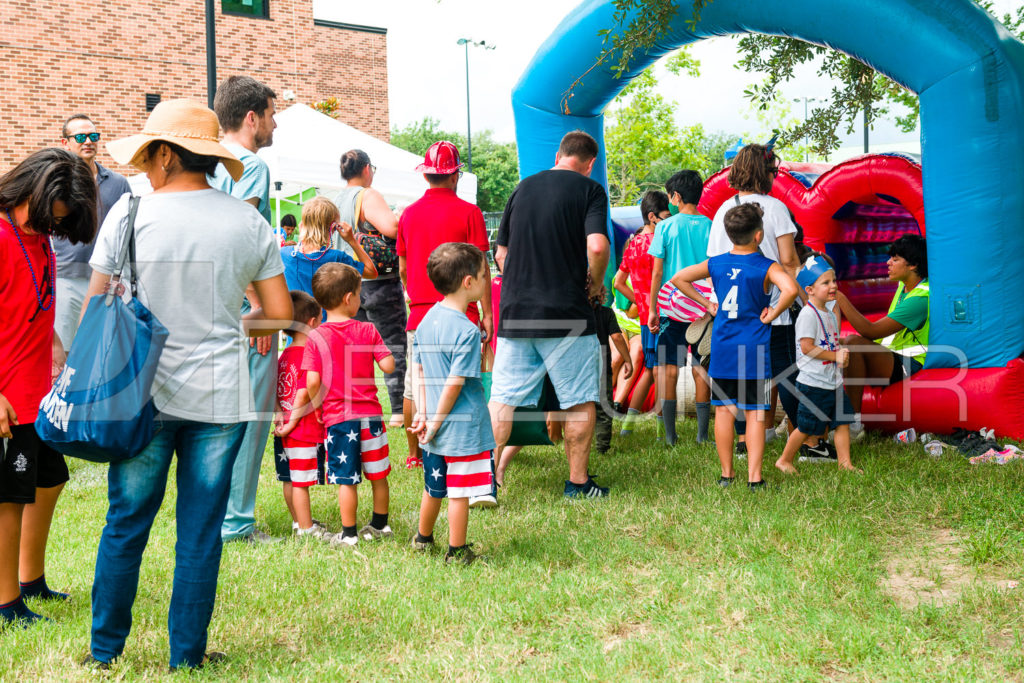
[488,130,611,500]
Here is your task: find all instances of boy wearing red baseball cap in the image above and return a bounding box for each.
[397,143,492,491]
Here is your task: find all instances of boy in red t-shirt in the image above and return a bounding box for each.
[275,291,328,539]
[303,263,396,548]
[612,191,671,435]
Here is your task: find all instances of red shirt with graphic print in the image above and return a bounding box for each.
[620,230,655,323]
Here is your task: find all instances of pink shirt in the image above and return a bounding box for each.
[277,345,324,444]
[302,320,390,426]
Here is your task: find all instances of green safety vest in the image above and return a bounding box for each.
[884,279,929,366]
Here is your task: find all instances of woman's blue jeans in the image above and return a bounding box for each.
[90,418,245,668]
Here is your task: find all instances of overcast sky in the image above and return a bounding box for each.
[314,0,1020,148]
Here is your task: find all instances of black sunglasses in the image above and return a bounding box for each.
[69,132,101,143]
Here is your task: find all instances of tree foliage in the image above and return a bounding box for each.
[390,117,519,213]
[601,0,1024,154]
[605,50,736,204]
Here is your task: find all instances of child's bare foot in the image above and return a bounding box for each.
[838,461,862,473]
[774,458,799,475]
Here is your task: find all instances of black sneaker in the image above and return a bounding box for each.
[80,654,111,671]
[718,476,735,488]
[169,651,226,672]
[735,441,748,460]
[748,480,768,491]
[444,544,482,566]
[563,477,609,499]
[798,442,838,463]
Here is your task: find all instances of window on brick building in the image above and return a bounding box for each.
[222,0,269,18]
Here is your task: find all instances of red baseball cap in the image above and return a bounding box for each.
[415,140,465,174]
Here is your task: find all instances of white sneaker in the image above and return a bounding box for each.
[774,417,790,440]
[296,525,332,542]
[469,494,498,509]
[329,533,359,548]
[292,519,325,535]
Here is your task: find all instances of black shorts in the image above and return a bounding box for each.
[710,377,772,411]
[769,323,797,380]
[656,318,703,366]
[887,351,924,385]
[1,424,69,504]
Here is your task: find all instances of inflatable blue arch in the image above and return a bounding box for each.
[512,0,1024,370]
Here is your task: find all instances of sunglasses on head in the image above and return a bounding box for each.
[69,132,101,143]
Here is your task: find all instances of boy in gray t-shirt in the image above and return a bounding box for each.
[776,256,860,474]
[409,243,495,566]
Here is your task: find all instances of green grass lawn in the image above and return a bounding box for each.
[2,413,1023,681]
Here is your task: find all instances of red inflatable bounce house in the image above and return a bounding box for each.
[701,154,1024,439]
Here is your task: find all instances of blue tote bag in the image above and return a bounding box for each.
[36,196,169,463]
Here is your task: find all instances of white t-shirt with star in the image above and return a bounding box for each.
[795,303,842,389]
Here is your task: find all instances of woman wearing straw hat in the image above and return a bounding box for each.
[80,99,292,670]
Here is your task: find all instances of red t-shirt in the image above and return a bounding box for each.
[302,320,391,427]
[620,230,655,323]
[0,216,55,421]
[397,188,490,331]
[277,344,324,444]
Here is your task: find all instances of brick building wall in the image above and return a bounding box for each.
[0,0,389,174]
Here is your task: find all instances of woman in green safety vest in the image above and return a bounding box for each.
[836,235,929,438]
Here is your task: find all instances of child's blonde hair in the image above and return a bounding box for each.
[298,196,340,249]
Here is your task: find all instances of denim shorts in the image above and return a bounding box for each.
[795,381,855,435]
[490,334,600,409]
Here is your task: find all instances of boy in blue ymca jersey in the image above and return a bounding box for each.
[670,203,799,489]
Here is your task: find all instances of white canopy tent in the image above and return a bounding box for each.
[258,103,477,209]
[127,103,478,216]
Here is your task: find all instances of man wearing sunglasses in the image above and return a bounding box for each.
[54,114,131,353]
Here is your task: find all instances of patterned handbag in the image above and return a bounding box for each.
[353,189,399,276]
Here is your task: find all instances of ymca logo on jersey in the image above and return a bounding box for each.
[729,268,742,280]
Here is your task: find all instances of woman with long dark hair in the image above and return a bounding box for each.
[707,141,802,453]
[0,147,96,627]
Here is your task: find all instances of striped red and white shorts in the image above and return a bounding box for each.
[280,437,325,488]
[422,450,493,499]
[325,417,391,485]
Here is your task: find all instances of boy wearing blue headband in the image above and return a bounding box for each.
[775,255,860,474]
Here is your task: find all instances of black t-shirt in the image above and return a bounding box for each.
[496,169,609,338]
[594,305,622,379]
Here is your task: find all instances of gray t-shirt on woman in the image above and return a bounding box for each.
[90,189,283,423]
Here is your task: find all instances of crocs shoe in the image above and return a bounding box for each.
[405,455,423,469]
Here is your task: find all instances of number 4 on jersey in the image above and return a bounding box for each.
[722,285,739,319]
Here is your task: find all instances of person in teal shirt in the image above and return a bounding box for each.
[647,170,714,444]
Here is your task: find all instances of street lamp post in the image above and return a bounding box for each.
[205,0,216,109]
[457,38,495,173]
[793,97,817,162]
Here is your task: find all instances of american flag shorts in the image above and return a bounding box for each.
[325,417,391,485]
[275,436,326,487]
[422,450,494,499]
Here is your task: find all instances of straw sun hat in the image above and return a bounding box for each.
[106,99,244,181]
